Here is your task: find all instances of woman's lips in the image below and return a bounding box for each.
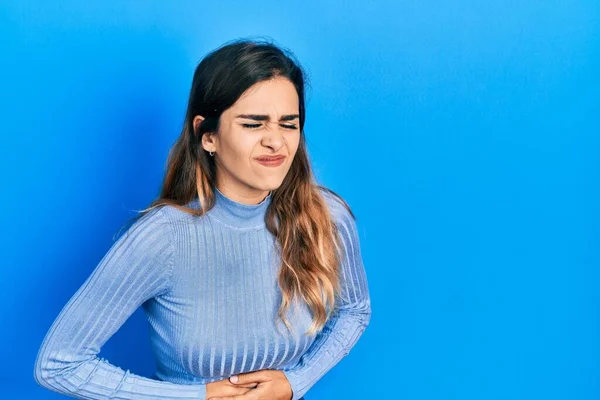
[255,156,285,167]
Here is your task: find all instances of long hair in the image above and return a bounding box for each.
[122,37,355,336]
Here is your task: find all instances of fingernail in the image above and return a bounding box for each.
[230,375,238,383]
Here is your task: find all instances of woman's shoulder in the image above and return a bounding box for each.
[315,185,356,223]
[117,205,170,239]
[155,198,205,223]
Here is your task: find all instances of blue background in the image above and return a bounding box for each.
[1,1,598,399]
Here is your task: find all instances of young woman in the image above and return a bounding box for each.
[34,38,371,400]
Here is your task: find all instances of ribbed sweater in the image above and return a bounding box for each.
[34,187,371,400]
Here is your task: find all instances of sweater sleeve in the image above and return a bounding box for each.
[33,207,207,400]
[282,202,372,400]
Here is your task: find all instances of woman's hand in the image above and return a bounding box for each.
[206,377,258,399]
[208,369,293,400]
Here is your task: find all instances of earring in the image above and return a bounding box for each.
[209,151,214,156]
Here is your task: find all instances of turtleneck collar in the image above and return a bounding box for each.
[206,187,272,229]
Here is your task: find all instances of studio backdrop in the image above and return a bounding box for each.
[1,1,598,399]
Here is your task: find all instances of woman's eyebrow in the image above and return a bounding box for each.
[235,114,299,121]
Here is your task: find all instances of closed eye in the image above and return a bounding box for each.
[242,123,298,130]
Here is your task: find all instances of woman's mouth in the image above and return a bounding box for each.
[254,155,285,167]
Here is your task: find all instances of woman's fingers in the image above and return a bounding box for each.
[206,378,257,399]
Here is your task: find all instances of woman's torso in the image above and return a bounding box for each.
[142,201,318,384]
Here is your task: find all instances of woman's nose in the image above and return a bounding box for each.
[262,124,287,146]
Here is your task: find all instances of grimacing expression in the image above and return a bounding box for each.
[199,77,301,199]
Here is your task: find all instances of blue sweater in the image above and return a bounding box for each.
[34,187,371,400]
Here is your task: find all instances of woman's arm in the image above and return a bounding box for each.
[33,207,207,400]
[282,202,372,400]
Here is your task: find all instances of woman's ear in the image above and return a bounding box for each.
[194,114,217,153]
[200,128,217,154]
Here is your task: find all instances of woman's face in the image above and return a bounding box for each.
[197,76,301,205]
